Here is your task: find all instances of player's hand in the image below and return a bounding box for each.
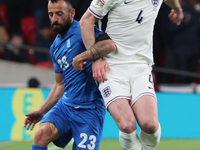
[72,56,87,71]
[92,59,108,83]
[168,9,184,26]
[24,110,44,130]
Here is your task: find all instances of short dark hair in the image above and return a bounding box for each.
[49,0,72,6]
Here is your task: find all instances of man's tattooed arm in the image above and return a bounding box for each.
[72,39,116,70]
[79,39,116,61]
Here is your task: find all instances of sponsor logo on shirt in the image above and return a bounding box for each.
[151,0,159,7]
[124,0,134,4]
[96,0,105,9]
[102,86,111,98]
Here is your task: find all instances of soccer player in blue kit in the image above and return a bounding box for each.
[24,0,116,150]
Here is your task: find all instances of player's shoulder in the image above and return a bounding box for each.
[49,39,57,55]
[71,20,81,32]
[68,20,82,38]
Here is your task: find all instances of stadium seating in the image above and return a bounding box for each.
[0,4,9,30]
[20,16,37,64]
[0,50,3,59]
[195,63,200,83]
[20,16,36,45]
[35,61,54,69]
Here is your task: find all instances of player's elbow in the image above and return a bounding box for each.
[109,41,117,53]
[80,12,90,28]
[80,17,87,29]
[80,11,97,28]
[80,17,94,29]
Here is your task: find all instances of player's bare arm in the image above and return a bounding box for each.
[80,9,113,82]
[80,10,99,49]
[38,73,64,113]
[164,0,184,25]
[24,73,64,130]
[73,37,116,71]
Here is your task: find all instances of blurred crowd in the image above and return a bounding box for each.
[0,0,200,85]
[0,0,55,65]
[153,0,200,85]
[0,0,93,65]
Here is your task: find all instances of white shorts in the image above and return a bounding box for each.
[99,64,157,108]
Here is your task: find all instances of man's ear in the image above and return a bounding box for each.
[70,8,75,20]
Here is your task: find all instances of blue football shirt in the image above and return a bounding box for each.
[50,20,103,109]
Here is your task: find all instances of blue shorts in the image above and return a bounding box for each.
[40,100,106,150]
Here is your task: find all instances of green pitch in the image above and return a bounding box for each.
[0,139,200,150]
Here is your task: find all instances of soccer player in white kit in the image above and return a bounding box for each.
[74,0,184,150]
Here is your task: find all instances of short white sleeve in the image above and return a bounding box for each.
[88,0,119,19]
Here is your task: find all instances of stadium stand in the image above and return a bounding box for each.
[0,3,9,30]
[20,16,36,45]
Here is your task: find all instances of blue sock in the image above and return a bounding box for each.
[30,144,47,150]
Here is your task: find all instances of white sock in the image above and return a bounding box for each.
[140,123,161,150]
[119,130,141,150]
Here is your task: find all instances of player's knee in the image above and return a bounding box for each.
[119,121,136,133]
[140,119,158,134]
[33,124,54,146]
[34,128,46,145]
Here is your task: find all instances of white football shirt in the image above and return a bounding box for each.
[89,0,163,66]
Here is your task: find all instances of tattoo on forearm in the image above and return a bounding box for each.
[77,40,115,62]
[92,46,101,58]
[80,52,89,59]
[91,41,113,60]
[89,48,95,60]
[90,47,100,60]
